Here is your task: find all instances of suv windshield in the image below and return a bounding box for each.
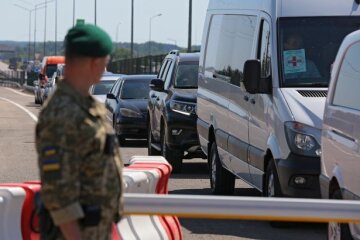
[279,17,360,88]
[174,62,199,88]
[120,79,150,99]
[92,80,116,95]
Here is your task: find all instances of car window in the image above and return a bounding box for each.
[258,19,271,78]
[120,79,151,99]
[332,41,360,111]
[164,60,175,89]
[204,14,257,87]
[174,62,199,88]
[159,60,169,79]
[46,64,58,78]
[161,60,172,81]
[111,79,121,96]
[92,80,116,95]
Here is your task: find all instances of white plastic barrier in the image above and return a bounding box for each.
[116,164,174,240]
[0,187,25,240]
[123,169,160,194]
[125,156,168,165]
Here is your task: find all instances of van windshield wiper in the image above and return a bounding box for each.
[299,82,329,87]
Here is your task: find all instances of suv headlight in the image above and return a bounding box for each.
[284,122,321,157]
[170,100,196,116]
[120,108,142,118]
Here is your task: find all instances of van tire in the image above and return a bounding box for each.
[266,160,290,228]
[328,190,353,240]
[161,127,183,173]
[148,123,160,156]
[209,142,235,195]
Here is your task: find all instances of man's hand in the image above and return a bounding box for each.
[59,221,82,240]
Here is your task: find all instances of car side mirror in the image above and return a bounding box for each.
[150,79,164,92]
[106,93,117,100]
[243,60,271,94]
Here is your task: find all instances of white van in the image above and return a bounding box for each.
[321,30,360,240]
[197,0,360,198]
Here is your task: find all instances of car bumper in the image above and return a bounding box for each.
[274,153,321,198]
[115,117,147,138]
[165,111,200,151]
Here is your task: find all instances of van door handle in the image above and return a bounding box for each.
[244,96,249,102]
[250,99,256,104]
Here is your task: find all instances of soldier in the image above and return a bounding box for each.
[35,23,123,240]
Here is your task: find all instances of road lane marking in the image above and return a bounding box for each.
[0,97,38,122]
[5,87,33,97]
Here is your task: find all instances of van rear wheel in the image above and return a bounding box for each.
[209,142,235,195]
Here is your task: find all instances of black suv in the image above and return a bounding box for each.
[147,50,204,173]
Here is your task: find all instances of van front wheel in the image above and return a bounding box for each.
[209,142,235,195]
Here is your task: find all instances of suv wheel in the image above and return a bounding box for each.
[209,142,235,195]
[148,123,160,156]
[328,190,353,240]
[161,127,183,173]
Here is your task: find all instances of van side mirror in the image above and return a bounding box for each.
[150,79,164,92]
[243,60,271,94]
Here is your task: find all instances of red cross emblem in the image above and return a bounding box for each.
[288,56,303,67]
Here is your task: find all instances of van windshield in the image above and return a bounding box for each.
[46,64,58,78]
[278,17,360,88]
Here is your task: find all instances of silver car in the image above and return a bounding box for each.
[321,30,360,240]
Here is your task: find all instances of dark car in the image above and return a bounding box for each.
[147,50,204,173]
[105,75,156,144]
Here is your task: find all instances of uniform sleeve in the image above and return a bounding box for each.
[36,117,88,225]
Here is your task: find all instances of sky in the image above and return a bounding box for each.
[0,0,209,47]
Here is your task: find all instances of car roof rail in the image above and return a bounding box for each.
[169,50,180,56]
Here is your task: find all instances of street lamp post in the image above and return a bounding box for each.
[13,4,33,61]
[94,0,97,25]
[131,0,134,58]
[168,38,177,47]
[33,1,53,58]
[116,22,122,50]
[188,0,192,53]
[149,13,162,56]
[55,0,57,55]
[73,0,76,26]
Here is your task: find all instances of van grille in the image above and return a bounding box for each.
[297,90,327,98]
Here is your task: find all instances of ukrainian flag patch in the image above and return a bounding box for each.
[42,159,60,172]
[43,147,57,157]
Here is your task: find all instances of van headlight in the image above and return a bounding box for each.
[120,108,142,118]
[284,122,321,157]
[170,100,196,116]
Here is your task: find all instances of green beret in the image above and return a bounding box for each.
[64,24,113,57]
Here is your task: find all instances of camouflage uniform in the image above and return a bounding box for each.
[36,80,123,240]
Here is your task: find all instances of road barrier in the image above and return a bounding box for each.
[123,193,360,223]
[0,187,25,240]
[114,156,182,240]
[0,156,182,240]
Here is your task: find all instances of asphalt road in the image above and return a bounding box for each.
[0,86,326,239]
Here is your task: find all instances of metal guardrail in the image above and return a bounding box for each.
[108,54,166,75]
[124,194,360,223]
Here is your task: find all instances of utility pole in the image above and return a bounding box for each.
[188,0,192,53]
[131,0,134,58]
